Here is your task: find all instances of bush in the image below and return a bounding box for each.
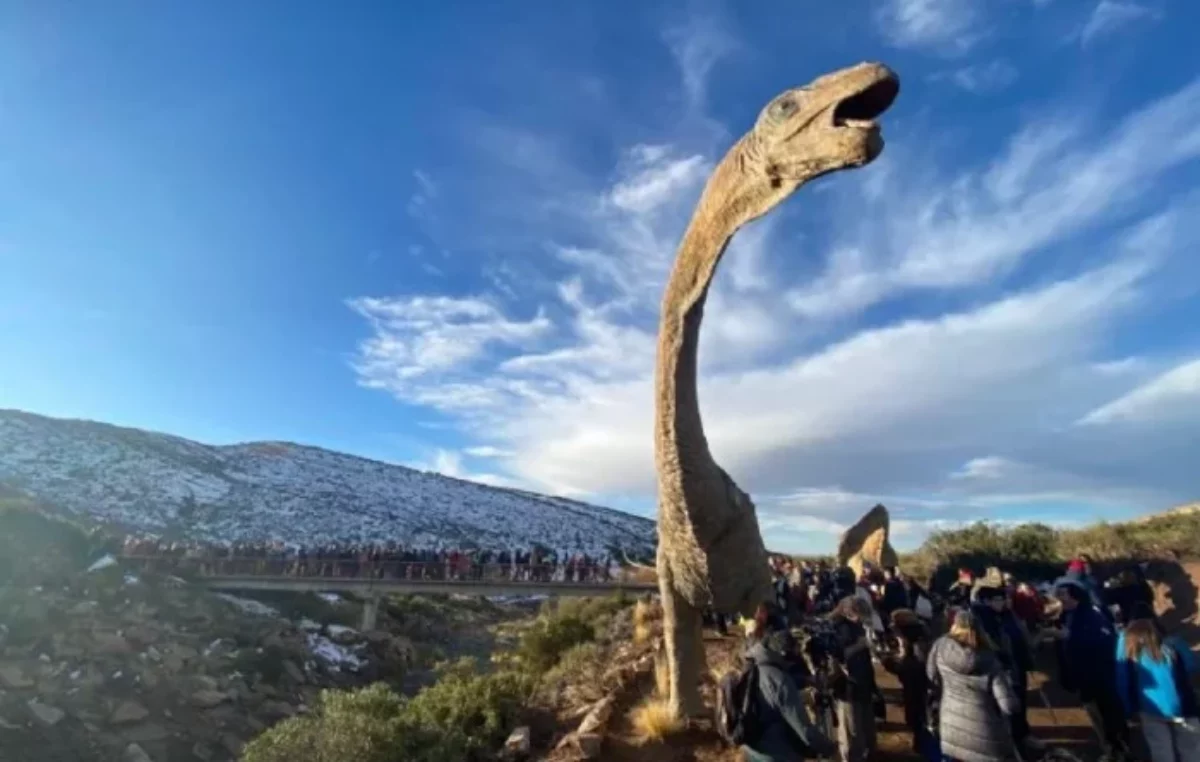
[242,666,536,762]
[517,612,595,673]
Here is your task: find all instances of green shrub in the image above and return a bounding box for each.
[241,666,535,762]
[242,683,407,762]
[517,613,595,673]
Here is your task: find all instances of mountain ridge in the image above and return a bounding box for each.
[0,408,656,557]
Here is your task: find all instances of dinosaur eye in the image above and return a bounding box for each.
[770,97,799,119]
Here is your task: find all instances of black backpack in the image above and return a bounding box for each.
[716,662,761,746]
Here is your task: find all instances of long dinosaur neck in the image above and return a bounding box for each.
[654,177,740,491]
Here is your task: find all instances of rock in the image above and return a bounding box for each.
[124,743,154,762]
[110,700,150,725]
[0,715,22,730]
[93,632,133,656]
[123,722,170,743]
[503,725,531,758]
[0,664,34,689]
[577,696,615,736]
[27,700,66,726]
[220,733,244,756]
[836,503,898,577]
[191,690,229,709]
[191,742,214,761]
[576,732,604,759]
[124,625,158,647]
[282,660,306,683]
[258,700,297,719]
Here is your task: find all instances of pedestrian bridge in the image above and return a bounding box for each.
[121,556,657,629]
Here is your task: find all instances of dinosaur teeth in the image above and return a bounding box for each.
[842,118,875,129]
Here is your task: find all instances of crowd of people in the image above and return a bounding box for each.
[120,536,626,583]
[727,555,1199,762]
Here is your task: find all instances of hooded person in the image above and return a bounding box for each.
[742,627,838,761]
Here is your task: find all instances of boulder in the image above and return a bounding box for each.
[123,722,171,743]
[27,700,66,726]
[92,632,133,656]
[0,664,34,689]
[191,690,229,709]
[110,700,151,725]
[836,504,898,577]
[124,743,154,762]
[575,732,604,759]
[502,725,531,758]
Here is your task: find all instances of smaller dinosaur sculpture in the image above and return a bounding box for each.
[837,503,899,578]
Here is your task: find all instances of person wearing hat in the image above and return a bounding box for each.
[972,584,1039,754]
[742,623,837,761]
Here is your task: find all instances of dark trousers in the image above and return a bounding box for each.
[1009,671,1030,744]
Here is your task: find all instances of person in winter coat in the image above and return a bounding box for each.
[972,586,1039,753]
[927,609,1020,762]
[829,596,879,762]
[882,609,933,757]
[1115,610,1200,762]
[742,628,838,762]
[1052,579,1131,761]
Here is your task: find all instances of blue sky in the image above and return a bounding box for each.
[2,0,1198,552]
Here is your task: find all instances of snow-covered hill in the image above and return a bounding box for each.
[0,409,656,557]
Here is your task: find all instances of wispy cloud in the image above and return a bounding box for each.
[1079,1,1161,46]
[1078,358,1200,425]
[787,76,1200,318]
[348,14,1200,551]
[874,0,981,54]
[935,59,1019,94]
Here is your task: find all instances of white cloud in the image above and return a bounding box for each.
[787,76,1200,318]
[1078,358,1200,425]
[349,295,552,392]
[874,0,980,53]
[940,60,1019,93]
[1079,2,1160,46]
[349,26,1199,553]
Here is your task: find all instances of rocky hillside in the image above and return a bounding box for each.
[0,409,654,556]
[0,502,538,762]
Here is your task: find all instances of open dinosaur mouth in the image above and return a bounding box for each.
[832,74,900,128]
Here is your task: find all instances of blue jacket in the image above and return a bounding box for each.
[1057,601,1118,700]
[1115,632,1199,720]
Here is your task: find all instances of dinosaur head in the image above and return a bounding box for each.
[721,61,899,225]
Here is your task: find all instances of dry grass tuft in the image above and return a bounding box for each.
[630,697,684,744]
[633,620,653,646]
[654,654,670,698]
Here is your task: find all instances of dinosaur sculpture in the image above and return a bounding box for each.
[837,503,899,578]
[654,62,899,717]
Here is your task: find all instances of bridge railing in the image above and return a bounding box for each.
[118,554,636,585]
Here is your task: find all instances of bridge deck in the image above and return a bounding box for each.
[200,575,656,598]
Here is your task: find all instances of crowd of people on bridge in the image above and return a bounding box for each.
[726,555,1199,762]
[120,536,627,584]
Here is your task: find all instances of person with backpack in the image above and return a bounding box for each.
[725,625,836,761]
[1115,607,1199,762]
